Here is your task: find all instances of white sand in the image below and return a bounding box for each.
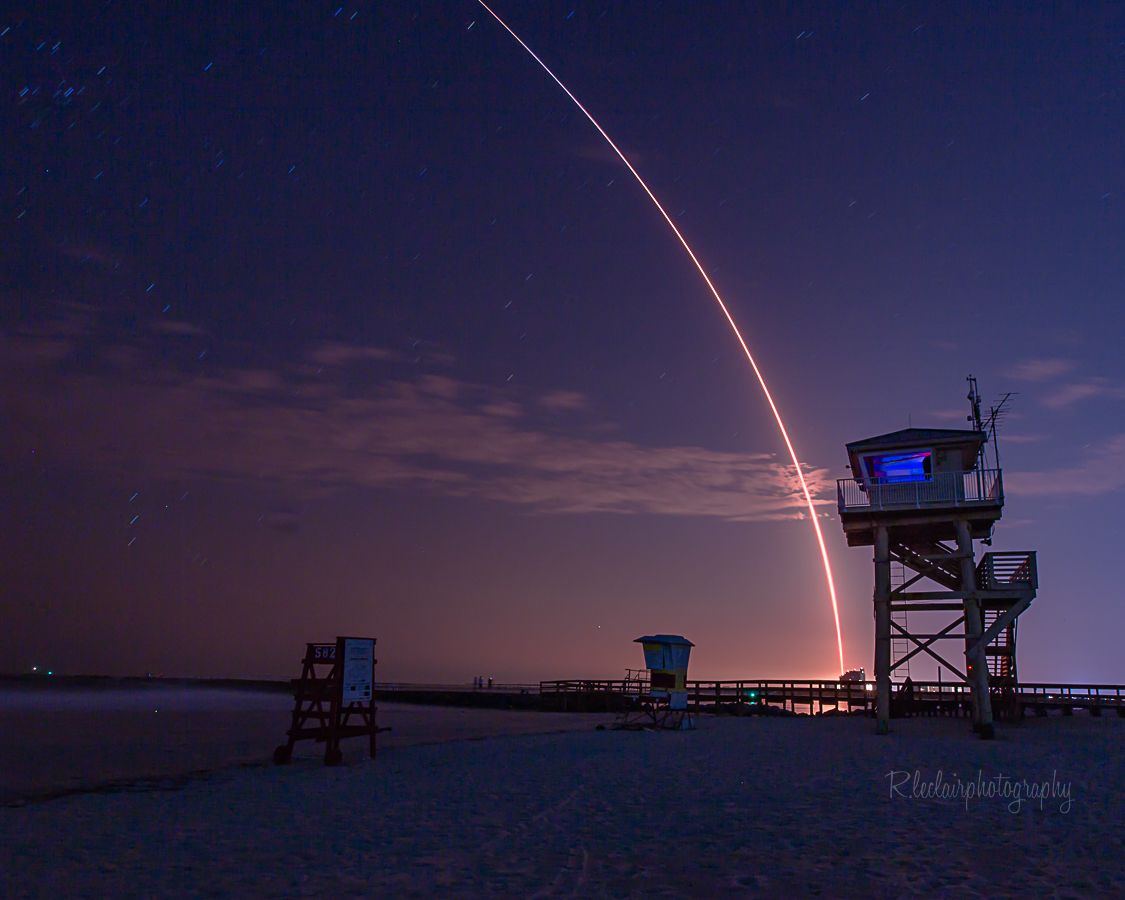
[0,686,611,803]
[1,688,1123,896]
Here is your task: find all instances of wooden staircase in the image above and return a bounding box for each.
[976,551,1036,692]
[889,539,962,590]
[982,607,1017,683]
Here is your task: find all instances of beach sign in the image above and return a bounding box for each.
[341,638,374,703]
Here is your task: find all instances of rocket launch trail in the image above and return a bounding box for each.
[475,1,845,674]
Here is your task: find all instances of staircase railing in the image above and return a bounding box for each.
[977,551,1038,591]
[983,608,1015,681]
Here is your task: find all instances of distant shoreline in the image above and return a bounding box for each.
[0,673,290,692]
[0,675,543,710]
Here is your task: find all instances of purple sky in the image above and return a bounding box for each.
[2,2,1123,683]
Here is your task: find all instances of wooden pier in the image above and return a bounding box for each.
[537,678,1125,718]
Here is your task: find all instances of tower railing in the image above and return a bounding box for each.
[836,469,1003,513]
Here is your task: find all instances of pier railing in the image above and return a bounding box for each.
[368,678,1125,716]
[1011,683,1125,713]
[837,469,1003,513]
[538,678,1125,716]
[374,681,540,694]
[538,678,876,714]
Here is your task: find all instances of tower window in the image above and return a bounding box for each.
[866,450,932,483]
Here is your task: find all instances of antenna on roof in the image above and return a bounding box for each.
[984,391,1016,471]
[966,374,1016,471]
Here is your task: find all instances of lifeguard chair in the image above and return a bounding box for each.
[273,636,389,765]
[836,379,1038,738]
[617,634,695,730]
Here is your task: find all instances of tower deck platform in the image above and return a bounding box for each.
[836,468,1003,546]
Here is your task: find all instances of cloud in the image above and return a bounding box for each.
[2,330,829,523]
[928,408,973,424]
[304,340,454,369]
[257,510,303,533]
[0,331,74,367]
[59,241,120,269]
[151,320,208,337]
[229,369,285,392]
[0,314,92,368]
[1003,358,1125,409]
[1000,433,1047,445]
[539,390,587,413]
[305,342,404,366]
[1005,434,1125,497]
[1041,378,1125,409]
[480,400,523,419]
[1007,358,1076,382]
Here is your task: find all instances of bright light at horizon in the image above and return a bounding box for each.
[476,0,846,674]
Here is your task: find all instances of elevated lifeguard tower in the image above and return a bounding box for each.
[836,384,1038,738]
[617,634,695,730]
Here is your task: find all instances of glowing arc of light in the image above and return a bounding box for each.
[476,0,845,674]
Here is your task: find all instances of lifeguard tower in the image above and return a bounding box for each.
[836,381,1038,738]
[617,634,695,730]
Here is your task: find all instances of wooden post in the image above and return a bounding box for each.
[874,525,891,735]
[956,520,994,738]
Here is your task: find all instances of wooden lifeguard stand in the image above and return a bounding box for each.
[836,388,1038,739]
[273,636,388,765]
[617,634,695,730]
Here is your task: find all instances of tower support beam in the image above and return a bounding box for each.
[889,617,966,678]
[956,519,994,738]
[874,525,892,734]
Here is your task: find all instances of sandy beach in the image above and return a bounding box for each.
[0,685,612,806]
[1,686,1123,896]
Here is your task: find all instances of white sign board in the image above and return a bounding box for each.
[341,638,374,704]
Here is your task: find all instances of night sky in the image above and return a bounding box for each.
[3,3,1123,684]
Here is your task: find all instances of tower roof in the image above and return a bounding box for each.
[845,427,986,453]
[634,634,694,647]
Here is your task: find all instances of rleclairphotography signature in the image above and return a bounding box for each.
[887,769,1073,813]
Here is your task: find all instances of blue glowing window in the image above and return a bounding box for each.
[867,451,932,483]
